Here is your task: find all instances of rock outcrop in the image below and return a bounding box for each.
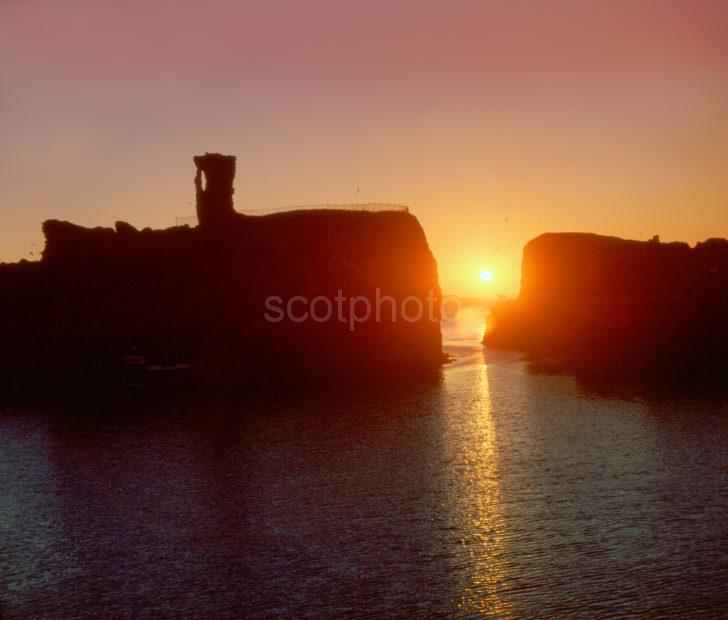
[484,233,728,382]
[0,154,443,399]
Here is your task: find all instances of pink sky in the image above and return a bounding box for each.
[2,0,727,295]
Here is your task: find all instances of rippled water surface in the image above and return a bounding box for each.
[2,316,728,617]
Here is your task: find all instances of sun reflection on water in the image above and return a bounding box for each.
[447,353,512,617]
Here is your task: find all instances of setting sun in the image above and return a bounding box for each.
[479,270,493,283]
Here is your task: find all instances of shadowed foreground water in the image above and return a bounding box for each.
[2,317,728,617]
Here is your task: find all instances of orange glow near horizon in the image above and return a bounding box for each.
[1,1,727,298]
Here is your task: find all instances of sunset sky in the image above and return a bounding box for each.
[2,0,727,296]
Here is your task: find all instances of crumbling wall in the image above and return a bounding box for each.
[194,152,236,227]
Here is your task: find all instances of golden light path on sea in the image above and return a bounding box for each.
[445,348,511,617]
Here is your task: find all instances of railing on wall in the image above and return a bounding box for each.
[175,203,409,227]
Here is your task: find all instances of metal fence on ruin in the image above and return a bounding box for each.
[175,203,409,227]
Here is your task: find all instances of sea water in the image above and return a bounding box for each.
[1,312,727,617]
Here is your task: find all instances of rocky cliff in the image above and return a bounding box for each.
[0,154,443,398]
[484,233,728,382]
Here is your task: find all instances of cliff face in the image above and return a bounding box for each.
[0,155,442,397]
[485,233,728,381]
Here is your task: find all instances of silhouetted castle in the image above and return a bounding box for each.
[0,154,443,399]
[194,153,237,227]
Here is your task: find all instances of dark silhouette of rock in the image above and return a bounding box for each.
[0,154,443,400]
[484,232,728,383]
[194,152,236,227]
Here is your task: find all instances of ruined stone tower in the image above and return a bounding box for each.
[194,153,237,227]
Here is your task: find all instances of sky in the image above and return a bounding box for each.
[2,0,727,296]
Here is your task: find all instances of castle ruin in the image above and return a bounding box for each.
[194,152,237,227]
